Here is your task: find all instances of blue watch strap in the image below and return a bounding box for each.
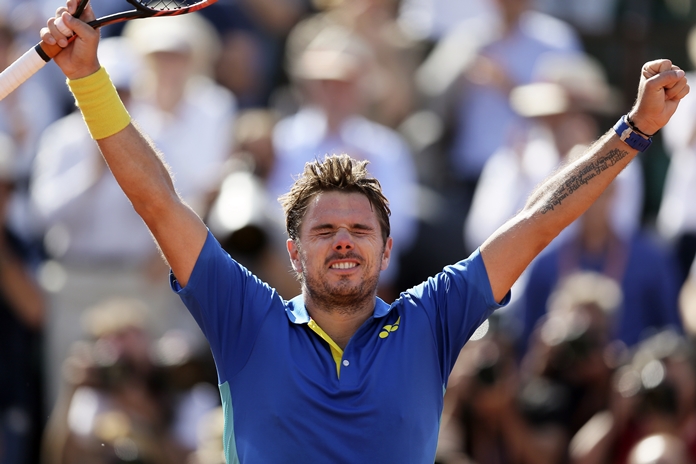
[613,115,652,152]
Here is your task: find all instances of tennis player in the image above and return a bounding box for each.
[42,1,689,462]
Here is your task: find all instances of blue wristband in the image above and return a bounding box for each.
[613,115,652,152]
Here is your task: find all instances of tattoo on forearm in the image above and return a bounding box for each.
[540,148,628,214]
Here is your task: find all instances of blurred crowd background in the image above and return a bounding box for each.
[1,0,696,462]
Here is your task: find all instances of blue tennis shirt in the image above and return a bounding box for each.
[172,231,508,463]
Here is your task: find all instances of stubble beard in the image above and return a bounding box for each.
[301,256,380,316]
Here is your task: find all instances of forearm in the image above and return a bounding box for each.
[68,67,206,285]
[96,123,179,216]
[523,131,634,241]
[481,131,635,301]
[67,67,180,215]
[93,120,207,285]
[479,59,688,303]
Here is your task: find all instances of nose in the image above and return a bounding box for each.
[333,228,354,252]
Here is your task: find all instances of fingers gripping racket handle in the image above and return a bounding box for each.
[0,0,85,102]
[0,41,62,101]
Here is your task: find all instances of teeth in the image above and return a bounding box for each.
[331,262,357,269]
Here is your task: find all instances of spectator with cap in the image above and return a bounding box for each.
[268,21,419,298]
[463,52,642,343]
[464,52,637,251]
[295,0,422,129]
[122,13,237,215]
[446,0,582,198]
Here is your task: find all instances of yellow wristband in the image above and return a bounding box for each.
[67,67,131,140]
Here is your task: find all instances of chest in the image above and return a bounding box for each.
[227,311,444,435]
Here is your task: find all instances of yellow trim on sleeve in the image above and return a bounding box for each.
[67,66,131,140]
[308,319,344,378]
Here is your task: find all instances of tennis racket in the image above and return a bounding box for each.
[0,0,218,101]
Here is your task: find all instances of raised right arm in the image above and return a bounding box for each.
[95,125,208,286]
[41,0,207,286]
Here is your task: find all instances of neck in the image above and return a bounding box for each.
[304,290,376,349]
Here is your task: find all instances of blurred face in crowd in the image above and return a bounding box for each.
[287,191,392,313]
[145,49,194,111]
[306,75,364,121]
[242,136,275,180]
[494,0,530,27]
[149,50,193,85]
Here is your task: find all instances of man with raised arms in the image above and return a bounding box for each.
[41,1,689,462]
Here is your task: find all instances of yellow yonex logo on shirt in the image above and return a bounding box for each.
[379,316,401,339]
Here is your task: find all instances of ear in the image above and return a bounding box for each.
[287,239,302,272]
[380,237,393,272]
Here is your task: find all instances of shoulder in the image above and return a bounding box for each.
[176,230,273,294]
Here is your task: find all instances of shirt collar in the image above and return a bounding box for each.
[285,294,393,324]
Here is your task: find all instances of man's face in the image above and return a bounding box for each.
[148,50,194,87]
[287,191,392,313]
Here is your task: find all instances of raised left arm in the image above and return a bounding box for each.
[481,59,689,303]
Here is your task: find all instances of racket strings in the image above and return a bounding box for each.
[134,0,202,11]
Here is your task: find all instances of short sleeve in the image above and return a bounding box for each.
[171,231,282,380]
[402,248,509,378]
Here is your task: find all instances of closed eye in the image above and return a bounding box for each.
[309,223,376,237]
[351,224,375,234]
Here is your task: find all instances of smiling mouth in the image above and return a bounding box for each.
[330,262,358,270]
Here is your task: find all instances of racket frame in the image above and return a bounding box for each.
[91,0,218,28]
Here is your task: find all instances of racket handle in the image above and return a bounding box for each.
[0,41,63,101]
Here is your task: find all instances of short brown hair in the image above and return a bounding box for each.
[279,154,391,242]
